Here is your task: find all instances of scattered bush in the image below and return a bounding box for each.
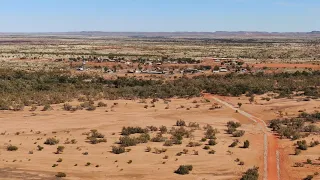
[121,126,148,136]
[112,146,125,154]
[227,121,241,129]
[297,140,308,150]
[241,166,259,180]
[243,140,250,148]
[159,125,167,133]
[57,158,63,163]
[208,139,217,146]
[42,104,52,111]
[44,137,59,145]
[233,130,245,137]
[208,150,215,154]
[55,172,66,177]
[229,140,239,147]
[174,165,193,175]
[56,146,65,154]
[176,120,186,126]
[97,101,107,107]
[7,145,18,151]
[203,145,210,150]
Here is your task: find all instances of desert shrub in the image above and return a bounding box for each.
[52,164,58,167]
[227,127,237,134]
[187,141,201,147]
[176,120,186,126]
[57,158,63,162]
[151,133,166,142]
[174,165,193,175]
[7,145,18,151]
[127,160,133,164]
[63,103,72,111]
[204,125,219,139]
[37,145,44,151]
[112,146,125,154]
[208,139,217,146]
[188,122,200,129]
[243,140,250,148]
[86,104,96,111]
[163,140,173,146]
[203,145,210,150]
[154,148,167,154]
[295,149,301,155]
[176,152,183,156]
[145,146,151,152]
[147,126,158,131]
[201,137,207,142]
[306,159,312,164]
[304,175,313,180]
[137,133,150,143]
[56,146,65,154]
[121,126,148,135]
[233,130,245,137]
[97,101,107,107]
[44,137,59,145]
[159,125,167,133]
[294,162,304,167]
[42,104,52,111]
[119,136,138,147]
[310,140,319,147]
[55,172,66,177]
[297,140,308,150]
[229,140,239,147]
[85,162,91,166]
[30,105,37,111]
[227,121,241,129]
[241,166,259,180]
[88,137,107,144]
[239,161,245,165]
[208,150,216,154]
[170,127,193,139]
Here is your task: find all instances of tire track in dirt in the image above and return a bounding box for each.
[203,94,279,180]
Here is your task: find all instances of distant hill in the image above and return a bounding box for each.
[1,31,320,38]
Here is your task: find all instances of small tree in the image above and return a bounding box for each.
[238,102,242,108]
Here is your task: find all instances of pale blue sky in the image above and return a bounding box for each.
[0,0,319,32]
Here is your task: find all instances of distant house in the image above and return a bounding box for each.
[219,67,228,72]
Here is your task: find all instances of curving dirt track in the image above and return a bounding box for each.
[203,94,279,180]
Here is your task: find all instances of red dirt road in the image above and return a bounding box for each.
[203,94,279,180]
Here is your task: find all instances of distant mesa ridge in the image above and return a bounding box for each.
[0,31,320,37]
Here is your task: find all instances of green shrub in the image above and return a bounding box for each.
[241,166,259,180]
[176,120,186,126]
[119,136,138,147]
[7,145,18,151]
[304,175,313,180]
[56,146,65,154]
[229,140,239,147]
[174,165,193,175]
[233,130,245,137]
[42,104,52,111]
[163,140,173,146]
[44,137,59,145]
[121,126,148,135]
[208,139,217,146]
[151,134,166,142]
[208,150,215,154]
[297,140,308,150]
[203,145,210,150]
[243,140,250,148]
[55,172,66,177]
[227,121,241,129]
[159,125,167,133]
[97,101,107,107]
[112,146,125,154]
